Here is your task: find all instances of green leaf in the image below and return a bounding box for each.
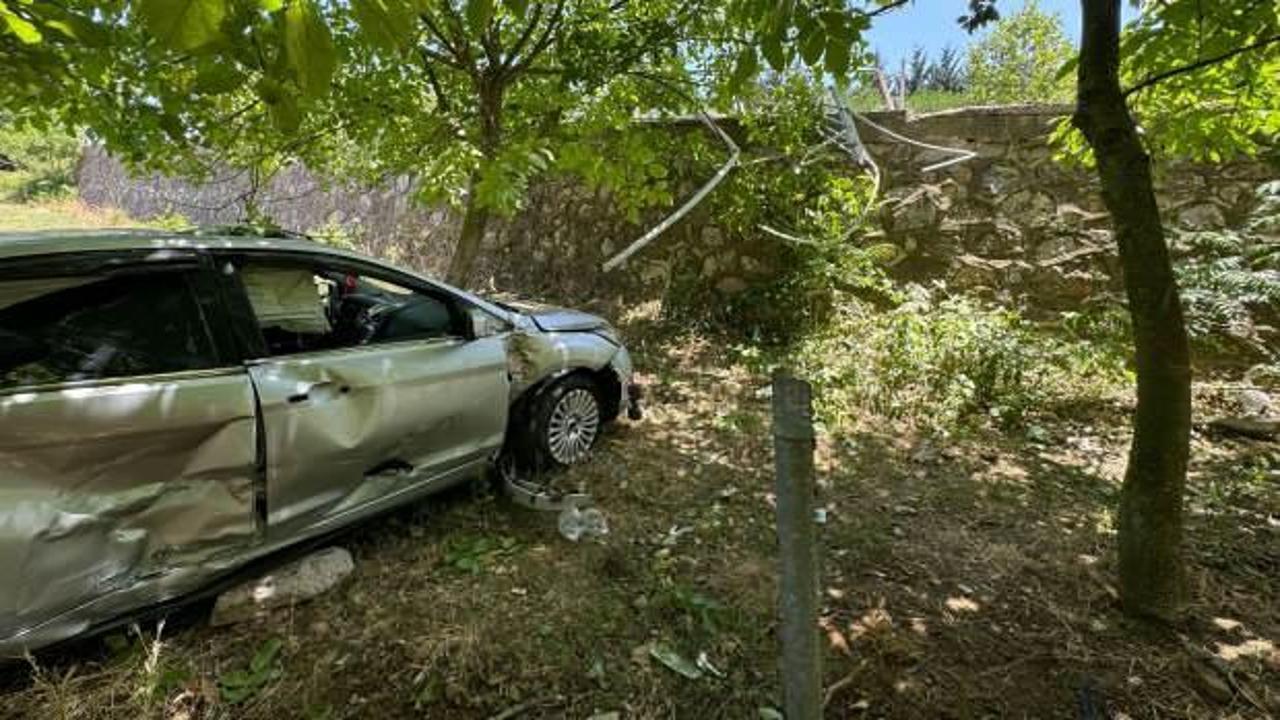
[194,62,246,94]
[504,0,528,16]
[0,4,43,44]
[284,0,336,100]
[1054,55,1079,81]
[761,33,785,72]
[138,0,226,52]
[823,35,850,76]
[268,92,301,132]
[729,48,759,91]
[465,0,493,32]
[352,0,413,51]
[799,27,825,66]
[251,638,283,673]
[259,0,284,10]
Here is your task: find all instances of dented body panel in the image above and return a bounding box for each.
[0,231,637,658]
[0,369,259,650]
[249,336,509,536]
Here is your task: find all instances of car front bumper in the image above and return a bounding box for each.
[608,345,643,421]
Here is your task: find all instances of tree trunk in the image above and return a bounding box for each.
[445,78,503,288]
[1072,0,1192,622]
[446,172,489,287]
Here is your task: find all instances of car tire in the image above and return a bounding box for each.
[523,374,604,470]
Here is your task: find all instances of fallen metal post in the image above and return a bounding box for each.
[601,112,741,272]
[772,370,821,720]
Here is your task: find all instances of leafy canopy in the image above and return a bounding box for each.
[1120,0,1279,161]
[1050,0,1280,164]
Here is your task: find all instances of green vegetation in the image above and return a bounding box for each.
[845,88,976,113]
[217,638,286,705]
[1174,182,1280,360]
[792,292,1130,432]
[966,1,1074,104]
[0,122,79,200]
[0,197,138,231]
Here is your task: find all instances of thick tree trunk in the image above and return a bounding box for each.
[1073,0,1192,621]
[446,172,490,287]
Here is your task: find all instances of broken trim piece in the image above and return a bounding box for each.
[850,110,977,173]
[601,113,741,272]
[502,471,591,512]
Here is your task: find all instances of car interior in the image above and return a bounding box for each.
[237,262,463,357]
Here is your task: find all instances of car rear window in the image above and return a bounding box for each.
[0,271,219,390]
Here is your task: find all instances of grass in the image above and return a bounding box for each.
[845,89,979,114]
[0,197,141,232]
[0,195,1275,718]
[3,311,1276,719]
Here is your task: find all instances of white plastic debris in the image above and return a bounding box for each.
[558,506,609,542]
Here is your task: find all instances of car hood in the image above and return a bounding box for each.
[497,299,610,333]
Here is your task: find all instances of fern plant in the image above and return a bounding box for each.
[1172,182,1280,358]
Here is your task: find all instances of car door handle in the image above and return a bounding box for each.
[287,382,351,404]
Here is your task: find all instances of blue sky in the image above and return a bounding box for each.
[865,0,1139,70]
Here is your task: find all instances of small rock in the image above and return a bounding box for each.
[1236,388,1274,418]
[1208,416,1280,440]
[909,441,937,464]
[1177,203,1225,230]
[210,547,354,626]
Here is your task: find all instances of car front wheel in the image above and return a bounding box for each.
[531,375,603,468]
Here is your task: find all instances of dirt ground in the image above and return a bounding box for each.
[3,330,1277,720]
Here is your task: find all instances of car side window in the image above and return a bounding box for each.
[0,270,219,390]
[234,258,464,357]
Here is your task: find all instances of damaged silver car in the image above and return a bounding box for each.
[0,229,641,657]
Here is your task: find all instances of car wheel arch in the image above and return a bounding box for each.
[511,365,621,424]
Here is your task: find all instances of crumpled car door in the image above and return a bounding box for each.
[247,336,509,536]
[0,257,258,653]
[223,256,509,538]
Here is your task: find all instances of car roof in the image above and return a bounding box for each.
[0,229,329,261]
[0,229,515,320]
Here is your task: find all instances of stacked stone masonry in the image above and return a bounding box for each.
[77,105,1275,312]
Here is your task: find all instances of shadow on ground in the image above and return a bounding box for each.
[3,329,1277,720]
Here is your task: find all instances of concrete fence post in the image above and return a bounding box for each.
[771,370,821,720]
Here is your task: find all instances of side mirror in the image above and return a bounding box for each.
[468,307,509,339]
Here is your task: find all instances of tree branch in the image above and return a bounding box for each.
[481,22,502,70]
[419,11,462,61]
[505,0,566,77]
[1123,33,1280,98]
[419,45,464,70]
[420,49,451,112]
[502,1,546,71]
[420,9,476,73]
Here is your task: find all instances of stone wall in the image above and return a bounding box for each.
[854,105,1274,309]
[76,146,460,276]
[77,106,1276,311]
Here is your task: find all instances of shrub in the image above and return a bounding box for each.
[1172,182,1280,360]
[793,288,1131,432]
[0,122,80,200]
